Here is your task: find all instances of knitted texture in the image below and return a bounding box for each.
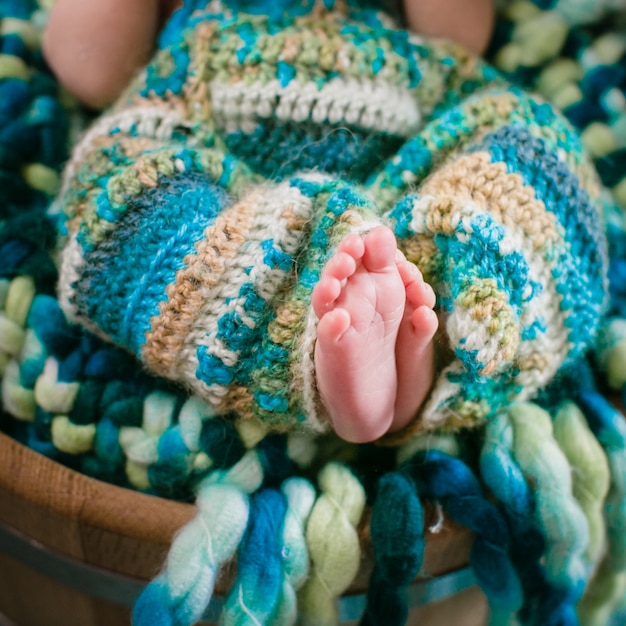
[2,1,626,626]
[55,0,610,435]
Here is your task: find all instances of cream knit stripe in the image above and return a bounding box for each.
[60,106,194,201]
[210,76,422,136]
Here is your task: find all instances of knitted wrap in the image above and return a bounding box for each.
[3,1,626,625]
[56,0,610,435]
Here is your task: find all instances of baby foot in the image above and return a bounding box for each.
[393,255,438,432]
[312,226,437,443]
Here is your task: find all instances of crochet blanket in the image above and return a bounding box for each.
[55,0,610,439]
[1,0,626,625]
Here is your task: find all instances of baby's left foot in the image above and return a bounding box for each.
[312,226,437,443]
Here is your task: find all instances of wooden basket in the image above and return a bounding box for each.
[0,432,487,626]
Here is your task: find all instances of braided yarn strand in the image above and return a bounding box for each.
[267,478,316,626]
[576,392,626,626]
[479,411,547,625]
[221,488,288,625]
[403,449,523,619]
[360,471,425,626]
[297,463,366,626]
[133,451,264,626]
[506,403,590,625]
[552,402,610,568]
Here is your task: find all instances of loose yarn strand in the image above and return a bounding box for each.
[479,412,547,626]
[552,402,610,568]
[221,488,288,625]
[268,477,316,626]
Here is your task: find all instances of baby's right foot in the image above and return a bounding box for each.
[312,226,437,443]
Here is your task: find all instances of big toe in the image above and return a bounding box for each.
[361,226,398,272]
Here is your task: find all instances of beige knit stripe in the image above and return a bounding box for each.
[397,149,561,289]
[178,181,316,408]
[142,192,259,379]
[419,151,563,250]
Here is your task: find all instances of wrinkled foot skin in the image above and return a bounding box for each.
[312,226,438,443]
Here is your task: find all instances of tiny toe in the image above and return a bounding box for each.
[362,226,397,271]
[322,251,357,281]
[397,257,422,283]
[336,233,365,260]
[312,276,342,316]
[317,308,351,342]
[398,260,435,309]
[405,279,436,310]
[411,306,439,340]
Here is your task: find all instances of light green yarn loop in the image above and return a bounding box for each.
[398,432,461,465]
[513,11,569,66]
[597,319,626,388]
[0,315,25,357]
[2,359,36,421]
[0,353,10,377]
[606,340,626,389]
[51,415,96,454]
[201,450,264,495]
[298,463,366,626]
[125,460,151,490]
[582,122,619,158]
[34,358,79,414]
[0,53,30,80]
[5,275,35,326]
[553,402,610,564]
[614,178,626,211]
[0,18,40,49]
[579,563,626,626]
[143,391,177,435]
[536,59,583,99]
[119,427,160,466]
[505,0,542,22]
[21,163,60,196]
[508,402,589,587]
[179,395,218,452]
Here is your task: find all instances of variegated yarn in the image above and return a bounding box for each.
[2,1,626,626]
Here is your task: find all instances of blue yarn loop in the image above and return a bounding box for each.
[360,471,425,626]
[479,413,580,626]
[402,450,523,613]
[222,488,288,624]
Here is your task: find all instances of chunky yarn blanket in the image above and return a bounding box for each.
[2,0,626,624]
